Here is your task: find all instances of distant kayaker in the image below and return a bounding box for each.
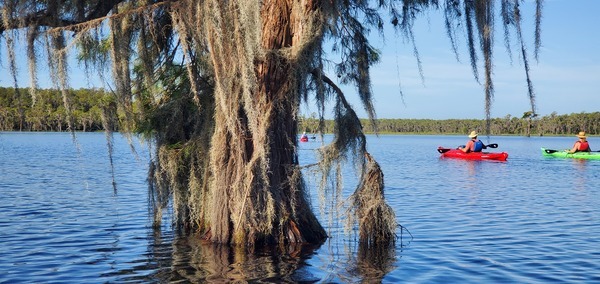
[459,131,485,153]
[300,131,309,142]
[567,131,591,153]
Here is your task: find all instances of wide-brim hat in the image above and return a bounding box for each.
[577,131,587,139]
[468,131,478,138]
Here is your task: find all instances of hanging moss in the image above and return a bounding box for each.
[1,0,543,248]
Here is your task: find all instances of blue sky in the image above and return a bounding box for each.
[321,0,600,119]
[1,0,598,120]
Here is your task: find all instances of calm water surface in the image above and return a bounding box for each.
[1,132,599,283]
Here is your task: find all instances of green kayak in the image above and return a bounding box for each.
[541,148,600,160]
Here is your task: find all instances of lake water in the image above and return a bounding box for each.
[1,132,599,283]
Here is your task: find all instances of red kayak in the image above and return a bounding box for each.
[437,147,508,161]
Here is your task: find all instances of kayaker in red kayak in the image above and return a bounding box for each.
[459,131,485,153]
[567,131,591,153]
[300,131,309,142]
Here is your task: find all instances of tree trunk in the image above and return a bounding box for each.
[205,0,326,245]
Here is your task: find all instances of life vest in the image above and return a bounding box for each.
[472,140,484,152]
[578,141,590,152]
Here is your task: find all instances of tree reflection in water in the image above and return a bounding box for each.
[137,228,401,283]
[355,242,397,282]
[159,233,324,282]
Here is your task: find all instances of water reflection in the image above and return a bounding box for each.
[354,242,397,282]
[572,159,588,192]
[141,232,327,282]
[115,226,401,283]
[5,133,599,282]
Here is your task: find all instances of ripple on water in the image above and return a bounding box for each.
[2,133,600,282]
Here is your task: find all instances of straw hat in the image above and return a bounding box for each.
[468,131,478,138]
[577,131,587,139]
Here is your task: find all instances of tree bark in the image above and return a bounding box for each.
[206,0,326,245]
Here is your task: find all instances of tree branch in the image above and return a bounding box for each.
[0,0,126,34]
[310,68,350,109]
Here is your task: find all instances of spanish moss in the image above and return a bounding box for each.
[1,0,543,251]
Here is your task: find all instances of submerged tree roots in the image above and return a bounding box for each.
[353,153,397,245]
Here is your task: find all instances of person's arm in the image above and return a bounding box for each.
[567,142,580,154]
[460,140,474,153]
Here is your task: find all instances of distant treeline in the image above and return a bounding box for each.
[301,112,599,136]
[0,87,112,132]
[1,87,597,136]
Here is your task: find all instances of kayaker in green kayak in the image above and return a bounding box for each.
[459,131,485,153]
[567,131,591,154]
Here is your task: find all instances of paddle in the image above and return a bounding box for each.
[457,143,498,149]
[485,143,498,149]
[438,143,499,154]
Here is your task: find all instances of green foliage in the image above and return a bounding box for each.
[0,87,112,131]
